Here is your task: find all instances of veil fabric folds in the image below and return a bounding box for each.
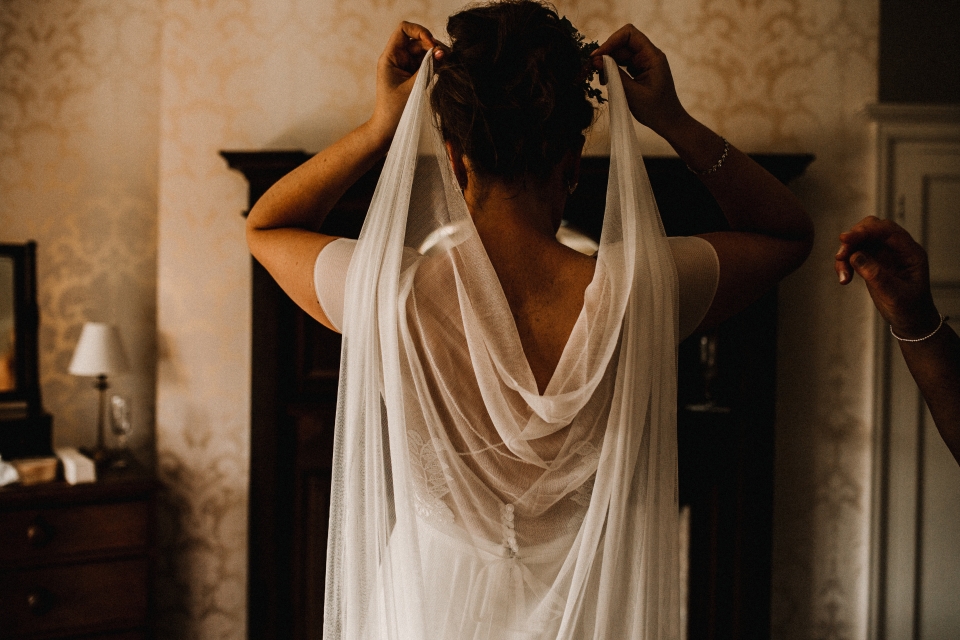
[323,54,680,639]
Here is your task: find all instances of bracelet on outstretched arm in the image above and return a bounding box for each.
[890,314,949,343]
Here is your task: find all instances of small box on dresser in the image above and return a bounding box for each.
[0,465,157,640]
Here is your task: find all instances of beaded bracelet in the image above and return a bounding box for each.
[687,137,729,176]
[890,313,948,342]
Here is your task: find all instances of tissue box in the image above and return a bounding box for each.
[55,447,97,484]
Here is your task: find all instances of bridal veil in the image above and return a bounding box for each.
[323,54,680,639]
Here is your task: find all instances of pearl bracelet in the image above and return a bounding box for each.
[687,137,729,176]
[890,313,948,342]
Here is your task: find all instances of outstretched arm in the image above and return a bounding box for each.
[246,22,443,331]
[837,216,960,466]
[592,26,814,329]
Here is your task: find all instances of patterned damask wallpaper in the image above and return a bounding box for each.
[1,0,879,638]
[0,0,161,461]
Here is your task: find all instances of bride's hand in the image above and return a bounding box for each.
[591,25,688,136]
[369,22,445,144]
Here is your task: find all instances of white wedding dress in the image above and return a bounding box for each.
[321,54,704,640]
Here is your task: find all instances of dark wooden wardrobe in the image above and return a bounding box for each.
[222,151,812,640]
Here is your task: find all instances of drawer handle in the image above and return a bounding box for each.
[26,518,52,547]
[27,587,54,615]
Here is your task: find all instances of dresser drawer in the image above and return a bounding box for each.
[0,501,149,567]
[0,557,149,638]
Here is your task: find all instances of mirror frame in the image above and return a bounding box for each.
[0,241,42,412]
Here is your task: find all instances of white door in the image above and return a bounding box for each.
[871,107,960,640]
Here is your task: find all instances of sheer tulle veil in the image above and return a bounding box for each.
[323,53,681,639]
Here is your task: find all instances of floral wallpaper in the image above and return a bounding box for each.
[620,3,879,637]
[0,0,160,462]
[1,0,879,638]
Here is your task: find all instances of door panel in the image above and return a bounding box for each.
[872,114,960,640]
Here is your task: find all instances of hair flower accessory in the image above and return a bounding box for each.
[559,16,606,104]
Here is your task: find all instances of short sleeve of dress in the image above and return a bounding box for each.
[669,235,719,340]
[315,236,719,339]
[313,237,357,333]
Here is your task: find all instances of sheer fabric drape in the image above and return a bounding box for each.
[323,55,680,639]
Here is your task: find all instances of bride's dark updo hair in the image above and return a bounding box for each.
[431,0,596,182]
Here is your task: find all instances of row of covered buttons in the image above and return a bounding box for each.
[501,503,518,558]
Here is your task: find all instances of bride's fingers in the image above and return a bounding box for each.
[383,21,441,74]
[592,24,637,59]
[400,21,441,55]
[592,24,660,73]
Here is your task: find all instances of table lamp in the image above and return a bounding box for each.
[68,322,129,465]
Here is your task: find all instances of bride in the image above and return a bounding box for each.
[246,2,812,638]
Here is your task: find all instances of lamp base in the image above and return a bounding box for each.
[83,374,111,470]
[108,448,132,469]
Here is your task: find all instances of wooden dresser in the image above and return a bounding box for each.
[0,466,157,639]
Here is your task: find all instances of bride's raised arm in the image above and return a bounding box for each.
[593,25,814,331]
[245,22,442,331]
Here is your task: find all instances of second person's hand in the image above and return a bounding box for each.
[836,216,941,339]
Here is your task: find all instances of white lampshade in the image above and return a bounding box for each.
[68,322,130,377]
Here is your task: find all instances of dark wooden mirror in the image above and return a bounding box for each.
[0,241,52,459]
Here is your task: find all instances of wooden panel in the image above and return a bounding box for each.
[292,404,335,640]
[295,312,342,400]
[0,558,149,638]
[293,471,331,640]
[678,289,779,640]
[0,501,149,568]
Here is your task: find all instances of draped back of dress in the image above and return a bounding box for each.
[324,54,681,640]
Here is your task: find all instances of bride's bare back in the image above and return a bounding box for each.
[459,158,596,394]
